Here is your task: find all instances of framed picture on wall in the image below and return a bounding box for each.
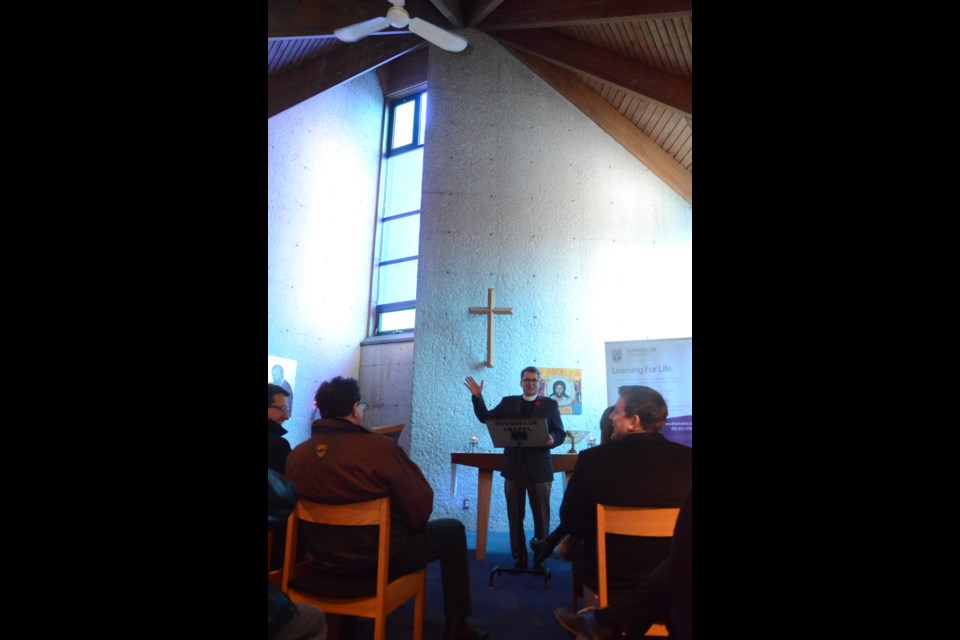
[539,367,582,415]
[268,355,297,403]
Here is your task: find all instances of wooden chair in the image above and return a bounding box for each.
[268,531,274,570]
[268,531,282,586]
[281,497,426,640]
[596,504,681,637]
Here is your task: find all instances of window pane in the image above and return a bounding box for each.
[383,148,423,217]
[418,94,428,145]
[372,91,424,337]
[381,214,420,262]
[378,260,418,304]
[379,308,416,333]
[391,100,415,149]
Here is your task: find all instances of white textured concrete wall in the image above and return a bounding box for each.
[268,73,385,448]
[410,31,693,534]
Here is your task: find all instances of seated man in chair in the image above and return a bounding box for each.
[535,385,691,602]
[553,484,693,640]
[285,376,488,640]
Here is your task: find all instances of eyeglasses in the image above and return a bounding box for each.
[269,404,290,414]
[521,378,540,383]
[356,400,369,409]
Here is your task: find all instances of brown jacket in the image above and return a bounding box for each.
[285,418,433,574]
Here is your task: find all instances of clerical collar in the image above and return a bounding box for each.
[522,394,538,401]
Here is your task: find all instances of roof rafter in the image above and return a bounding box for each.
[269,0,453,38]
[428,0,464,28]
[269,36,426,117]
[492,29,690,116]
[476,0,692,31]
[465,0,508,28]
[505,46,692,204]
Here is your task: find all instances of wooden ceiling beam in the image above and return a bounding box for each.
[269,36,425,118]
[465,0,508,28]
[492,29,690,116]
[377,46,430,98]
[504,47,691,204]
[477,0,692,31]
[429,0,464,28]
[268,0,452,38]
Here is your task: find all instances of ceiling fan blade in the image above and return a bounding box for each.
[334,16,391,43]
[408,17,468,52]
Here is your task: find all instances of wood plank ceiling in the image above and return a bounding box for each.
[268,0,692,203]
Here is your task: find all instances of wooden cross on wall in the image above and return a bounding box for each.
[468,288,513,368]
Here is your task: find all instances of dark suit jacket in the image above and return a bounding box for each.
[669,484,692,636]
[267,420,293,570]
[471,394,566,482]
[268,419,291,475]
[560,432,692,592]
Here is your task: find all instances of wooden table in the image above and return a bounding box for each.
[450,452,579,560]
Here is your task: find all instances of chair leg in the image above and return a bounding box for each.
[374,616,386,640]
[413,591,426,640]
[570,537,585,611]
[414,571,426,640]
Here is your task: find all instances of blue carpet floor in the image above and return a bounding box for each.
[338,530,577,640]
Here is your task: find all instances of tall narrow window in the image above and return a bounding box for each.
[372,91,426,335]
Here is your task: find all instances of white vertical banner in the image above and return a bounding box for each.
[604,338,692,447]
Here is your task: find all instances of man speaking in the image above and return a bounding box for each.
[464,366,566,569]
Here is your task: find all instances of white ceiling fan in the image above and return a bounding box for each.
[334,0,468,53]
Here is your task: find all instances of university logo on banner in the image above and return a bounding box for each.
[604,338,692,447]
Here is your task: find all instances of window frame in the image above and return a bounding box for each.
[385,93,425,158]
[369,90,427,338]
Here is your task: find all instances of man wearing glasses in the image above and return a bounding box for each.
[268,383,292,475]
[268,383,293,573]
[464,366,566,570]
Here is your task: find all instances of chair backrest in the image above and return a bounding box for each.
[596,504,681,608]
[281,496,426,640]
[282,496,392,598]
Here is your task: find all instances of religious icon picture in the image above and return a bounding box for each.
[539,367,582,415]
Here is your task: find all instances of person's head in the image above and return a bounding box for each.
[268,383,291,424]
[271,364,285,384]
[314,376,366,425]
[520,366,541,396]
[599,404,615,444]
[609,385,668,441]
[553,381,566,396]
